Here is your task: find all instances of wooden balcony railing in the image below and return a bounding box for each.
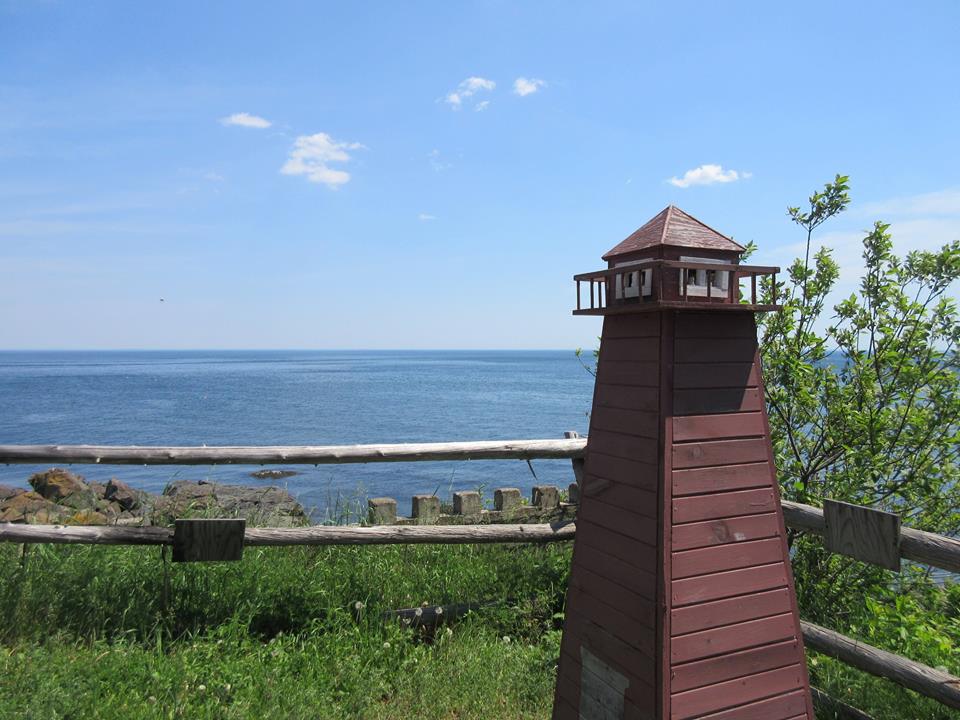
[573,259,780,314]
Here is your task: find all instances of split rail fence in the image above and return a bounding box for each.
[2,437,960,714]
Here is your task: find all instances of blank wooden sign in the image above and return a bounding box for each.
[824,499,901,571]
[173,518,246,563]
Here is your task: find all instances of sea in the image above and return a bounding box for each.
[0,351,595,521]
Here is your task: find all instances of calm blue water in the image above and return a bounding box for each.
[0,351,594,520]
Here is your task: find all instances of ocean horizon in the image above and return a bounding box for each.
[0,350,595,520]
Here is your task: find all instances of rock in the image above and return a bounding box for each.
[152,480,308,527]
[250,469,299,480]
[66,509,108,525]
[0,491,68,524]
[87,481,108,499]
[105,478,141,511]
[0,485,25,501]
[29,468,89,502]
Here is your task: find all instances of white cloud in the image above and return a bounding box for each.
[445,76,496,110]
[418,213,436,221]
[219,112,272,129]
[668,164,750,188]
[280,133,365,189]
[474,100,490,112]
[203,172,224,182]
[513,77,545,96]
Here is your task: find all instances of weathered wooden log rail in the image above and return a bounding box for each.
[0,438,586,465]
[3,437,960,711]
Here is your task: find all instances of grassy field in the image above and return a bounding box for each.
[1,540,958,719]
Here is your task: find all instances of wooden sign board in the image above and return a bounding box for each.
[824,499,901,571]
[173,518,245,563]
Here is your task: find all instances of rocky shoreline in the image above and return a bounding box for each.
[0,468,308,527]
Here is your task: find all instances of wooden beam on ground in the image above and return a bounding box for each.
[810,687,875,720]
[0,438,586,465]
[801,621,960,710]
[0,521,577,547]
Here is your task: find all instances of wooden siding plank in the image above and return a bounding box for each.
[564,609,657,689]
[569,566,658,629]
[594,384,660,413]
[578,498,658,547]
[674,362,758,389]
[670,639,803,693]
[575,519,659,574]
[672,462,772,497]
[568,586,656,657]
[691,689,809,720]
[675,314,758,339]
[590,407,660,438]
[586,452,659,493]
[573,542,657,600]
[671,612,798,664]
[582,476,659,516]
[673,387,763,415]
[673,488,777,524]
[670,664,806,720]
[601,314,661,339]
[672,563,788,607]
[672,438,769,469]
[588,430,659,464]
[675,338,758,364]
[600,337,661,363]
[671,588,792,636]
[672,513,782,551]
[672,538,784,580]
[598,361,661,388]
[672,412,765,442]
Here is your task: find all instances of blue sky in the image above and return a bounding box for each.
[1,1,958,349]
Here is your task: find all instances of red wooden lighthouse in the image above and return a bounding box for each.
[555,206,815,720]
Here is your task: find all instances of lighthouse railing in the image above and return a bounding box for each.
[574,259,779,313]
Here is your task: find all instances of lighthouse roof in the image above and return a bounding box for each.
[602,205,745,260]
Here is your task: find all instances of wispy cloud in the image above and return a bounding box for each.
[444,77,495,110]
[280,133,365,189]
[668,164,750,188]
[418,213,436,221]
[856,188,960,218]
[428,149,452,173]
[219,112,272,129]
[513,77,545,96]
[474,100,490,112]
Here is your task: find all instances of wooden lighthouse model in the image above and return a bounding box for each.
[555,207,815,720]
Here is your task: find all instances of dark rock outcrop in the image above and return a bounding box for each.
[151,480,308,527]
[0,471,307,527]
[250,469,299,480]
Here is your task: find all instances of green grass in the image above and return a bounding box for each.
[1,541,959,719]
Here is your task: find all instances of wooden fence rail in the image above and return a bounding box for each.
[0,439,586,465]
[801,621,960,710]
[0,520,577,546]
[3,498,957,574]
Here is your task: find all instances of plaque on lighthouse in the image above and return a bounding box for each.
[554,207,815,720]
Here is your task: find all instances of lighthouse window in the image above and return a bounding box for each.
[679,256,732,296]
